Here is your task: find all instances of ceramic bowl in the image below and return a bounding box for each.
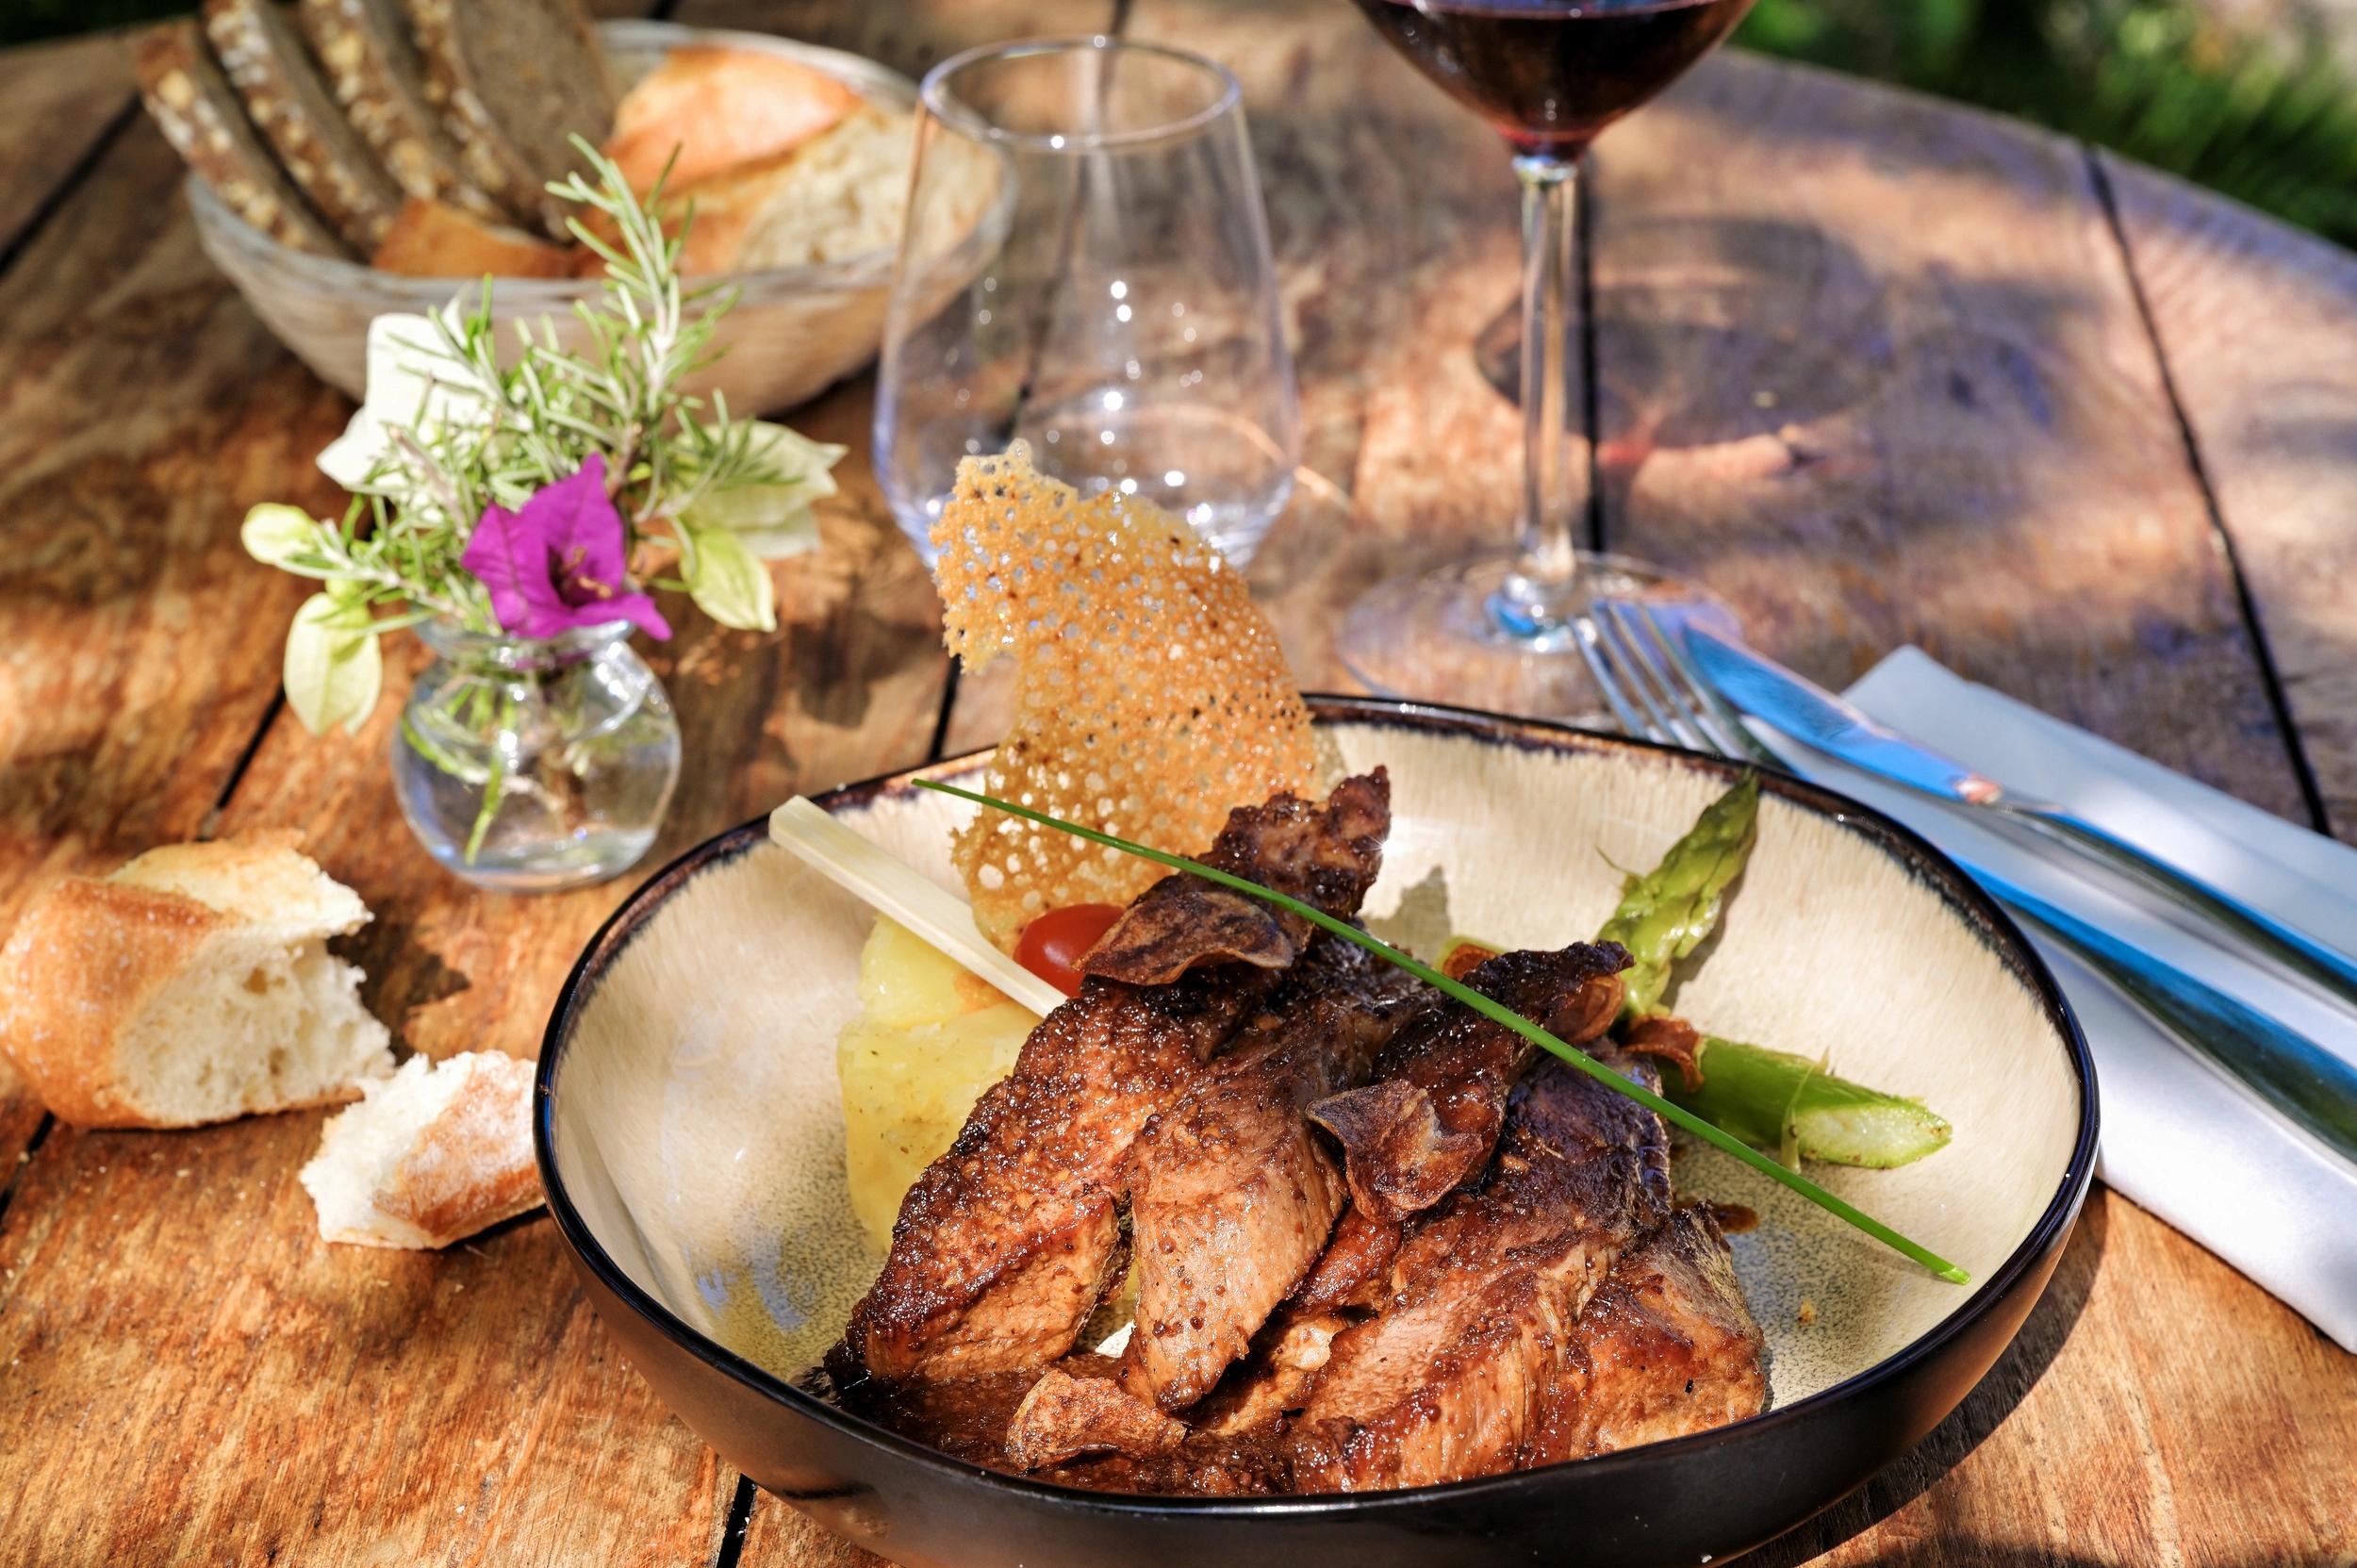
[536,696,2097,1568]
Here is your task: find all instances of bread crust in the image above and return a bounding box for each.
[134,20,352,258]
[602,44,858,193]
[0,833,385,1129]
[371,196,575,278]
[0,878,225,1128]
[378,1053,542,1245]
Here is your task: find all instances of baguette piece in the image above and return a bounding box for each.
[371,195,575,277]
[603,45,860,194]
[202,0,406,252]
[0,832,391,1129]
[668,105,913,275]
[133,20,351,257]
[404,0,618,239]
[300,1051,541,1248]
[296,0,508,223]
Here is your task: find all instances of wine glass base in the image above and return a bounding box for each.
[1337,551,1715,725]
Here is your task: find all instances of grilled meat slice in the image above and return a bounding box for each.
[845,775,1393,1380]
[1308,942,1630,1222]
[1007,1366,1187,1468]
[1288,1201,1402,1313]
[1082,770,1397,988]
[1291,1050,1672,1492]
[1528,1205,1768,1463]
[1121,944,1432,1411]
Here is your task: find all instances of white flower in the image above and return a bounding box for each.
[316,306,487,498]
[680,421,848,559]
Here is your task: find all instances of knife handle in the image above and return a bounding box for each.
[1964,861,2357,1173]
[1996,800,2357,1015]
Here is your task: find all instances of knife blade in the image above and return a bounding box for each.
[1683,627,2005,806]
[1678,621,2357,1013]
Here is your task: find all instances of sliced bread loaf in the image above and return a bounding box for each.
[295,0,507,223]
[202,0,406,253]
[300,1050,541,1248]
[0,832,391,1129]
[134,20,351,257]
[404,0,618,239]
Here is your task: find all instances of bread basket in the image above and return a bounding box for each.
[189,21,923,414]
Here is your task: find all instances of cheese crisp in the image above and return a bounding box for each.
[932,443,1317,948]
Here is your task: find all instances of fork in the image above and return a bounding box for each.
[1581,600,2357,1171]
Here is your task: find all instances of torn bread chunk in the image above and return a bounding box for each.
[0,832,390,1129]
[301,1050,541,1248]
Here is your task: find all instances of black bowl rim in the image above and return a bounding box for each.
[535,693,2101,1521]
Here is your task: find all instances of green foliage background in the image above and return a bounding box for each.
[1737,0,2357,244]
[12,0,2357,247]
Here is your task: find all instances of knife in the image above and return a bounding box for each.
[1682,624,2357,1015]
[1963,860,2357,1171]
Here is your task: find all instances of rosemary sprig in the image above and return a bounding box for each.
[915,776,1971,1285]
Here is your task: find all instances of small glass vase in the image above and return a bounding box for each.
[391,619,682,893]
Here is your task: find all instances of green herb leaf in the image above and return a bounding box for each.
[915,776,1970,1285]
[681,524,776,632]
[282,593,383,736]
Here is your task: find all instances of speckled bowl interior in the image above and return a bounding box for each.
[544,704,2086,1445]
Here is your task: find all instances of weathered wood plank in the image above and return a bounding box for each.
[0,121,336,1164]
[0,1116,736,1567]
[1586,56,2310,822]
[0,8,947,1563]
[1752,1190,2357,1566]
[0,32,133,261]
[0,375,949,1568]
[2102,155,2357,842]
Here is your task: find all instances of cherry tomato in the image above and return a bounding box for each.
[1014,903,1125,997]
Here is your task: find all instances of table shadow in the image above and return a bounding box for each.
[1741,1192,2112,1567]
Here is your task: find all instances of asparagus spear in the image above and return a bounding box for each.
[1624,1015,1953,1168]
[1598,773,1759,1019]
[1564,771,1951,1168]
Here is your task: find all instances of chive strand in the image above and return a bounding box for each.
[915,777,1970,1285]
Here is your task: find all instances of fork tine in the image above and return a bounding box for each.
[1604,601,1718,751]
[1594,602,1707,750]
[1635,603,1787,768]
[1574,617,1657,741]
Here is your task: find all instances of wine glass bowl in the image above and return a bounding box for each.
[1336,0,1756,719]
[874,37,1301,568]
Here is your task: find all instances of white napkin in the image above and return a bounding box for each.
[1780,647,2357,1351]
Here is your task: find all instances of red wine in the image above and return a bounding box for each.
[1353,0,1754,157]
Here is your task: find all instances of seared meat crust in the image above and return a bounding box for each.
[1528,1204,1768,1462]
[1308,942,1630,1222]
[1291,1051,1672,1492]
[844,775,1392,1380]
[1121,943,1431,1410]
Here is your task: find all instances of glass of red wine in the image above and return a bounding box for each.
[1337,0,1754,718]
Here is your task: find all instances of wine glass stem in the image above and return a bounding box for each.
[1493,153,1587,639]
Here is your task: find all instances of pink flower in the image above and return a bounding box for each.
[460,454,671,641]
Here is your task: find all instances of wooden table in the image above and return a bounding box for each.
[4,3,2354,1563]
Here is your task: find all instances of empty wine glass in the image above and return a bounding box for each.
[875,36,1300,568]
